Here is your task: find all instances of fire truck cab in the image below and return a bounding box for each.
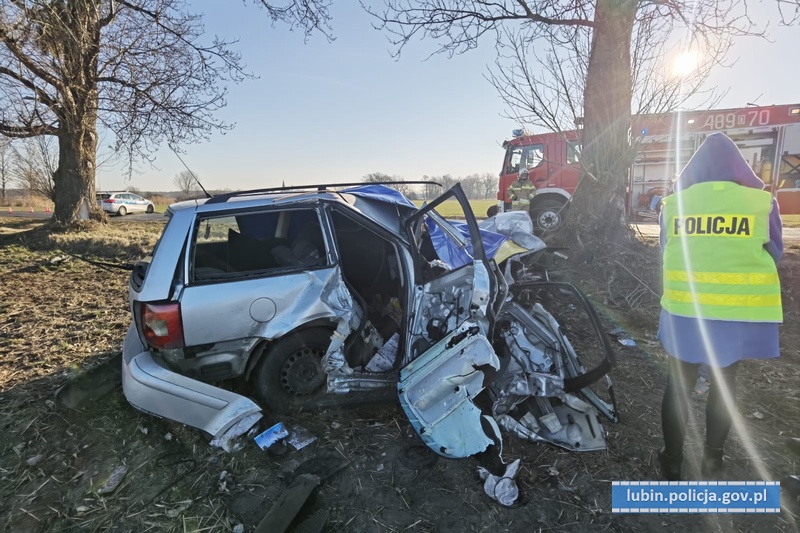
[498,103,800,230]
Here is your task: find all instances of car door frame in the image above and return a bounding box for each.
[403,183,497,345]
[398,183,503,457]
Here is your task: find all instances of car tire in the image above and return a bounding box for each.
[252,327,332,413]
[117,206,127,216]
[146,204,154,214]
[530,198,566,232]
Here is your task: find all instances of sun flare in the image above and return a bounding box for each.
[672,51,700,77]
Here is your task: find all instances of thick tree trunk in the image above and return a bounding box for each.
[52,126,101,225]
[566,0,638,248]
[51,0,104,227]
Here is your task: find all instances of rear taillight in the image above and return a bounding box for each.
[142,303,184,349]
[103,198,114,203]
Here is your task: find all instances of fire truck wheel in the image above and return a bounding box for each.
[531,198,566,232]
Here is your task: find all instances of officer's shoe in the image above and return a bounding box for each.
[786,437,800,456]
[781,475,800,499]
[700,446,725,480]
[658,447,683,481]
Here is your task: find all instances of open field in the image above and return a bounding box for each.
[412,198,497,218]
[780,214,800,227]
[2,218,800,532]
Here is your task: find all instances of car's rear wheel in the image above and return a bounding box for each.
[252,327,332,413]
[146,204,154,214]
[118,206,127,216]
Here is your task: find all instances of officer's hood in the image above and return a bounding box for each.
[674,132,765,192]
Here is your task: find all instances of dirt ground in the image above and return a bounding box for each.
[2,216,800,532]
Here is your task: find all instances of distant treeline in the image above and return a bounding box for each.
[361,172,498,200]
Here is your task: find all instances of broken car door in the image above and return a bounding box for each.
[398,184,502,458]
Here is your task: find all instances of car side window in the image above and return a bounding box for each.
[410,202,476,280]
[191,208,328,282]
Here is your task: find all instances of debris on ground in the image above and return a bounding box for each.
[477,459,522,507]
[255,422,289,451]
[253,473,321,533]
[96,465,128,495]
[25,454,43,467]
[210,412,263,452]
[286,425,317,450]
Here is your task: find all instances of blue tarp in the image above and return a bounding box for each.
[342,184,418,210]
[343,184,510,268]
[426,218,508,269]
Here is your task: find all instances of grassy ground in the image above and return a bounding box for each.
[411,198,497,218]
[2,218,800,532]
[782,214,800,227]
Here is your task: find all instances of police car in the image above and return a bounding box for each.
[96,192,155,216]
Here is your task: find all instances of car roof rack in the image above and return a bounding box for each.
[205,181,441,204]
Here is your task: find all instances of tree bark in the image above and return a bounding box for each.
[52,127,100,225]
[51,0,104,227]
[566,0,638,248]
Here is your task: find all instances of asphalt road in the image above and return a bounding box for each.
[2,211,167,222]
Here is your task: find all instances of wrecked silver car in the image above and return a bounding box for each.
[122,183,618,456]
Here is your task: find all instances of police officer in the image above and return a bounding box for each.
[507,168,536,212]
[657,133,783,481]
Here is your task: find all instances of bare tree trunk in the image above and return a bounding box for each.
[567,0,638,247]
[52,126,101,225]
[51,0,104,227]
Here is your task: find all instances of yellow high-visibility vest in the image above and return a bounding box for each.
[507,179,536,211]
[661,181,782,322]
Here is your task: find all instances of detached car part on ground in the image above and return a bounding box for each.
[121,184,618,457]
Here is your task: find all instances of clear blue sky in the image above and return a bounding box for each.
[96,2,800,193]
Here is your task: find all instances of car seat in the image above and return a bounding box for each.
[272,221,325,267]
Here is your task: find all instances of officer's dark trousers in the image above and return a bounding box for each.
[661,357,740,457]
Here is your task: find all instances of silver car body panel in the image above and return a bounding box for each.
[397,188,502,458]
[487,300,610,451]
[130,208,193,303]
[121,325,261,442]
[495,401,607,452]
[398,322,501,459]
[159,338,260,377]
[179,267,351,346]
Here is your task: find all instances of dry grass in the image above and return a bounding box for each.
[2,219,800,532]
[7,220,162,260]
[412,198,497,218]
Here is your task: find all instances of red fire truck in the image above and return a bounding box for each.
[497,103,800,230]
